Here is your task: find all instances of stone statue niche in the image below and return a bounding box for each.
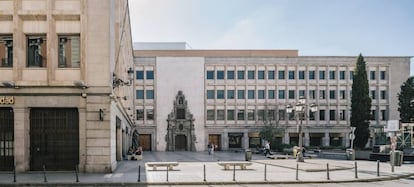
[166,91,196,151]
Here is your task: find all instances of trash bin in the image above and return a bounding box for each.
[293,146,300,158]
[390,150,403,166]
[245,149,252,161]
[346,148,355,160]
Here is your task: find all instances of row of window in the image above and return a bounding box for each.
[136,70,154,80]
[136,90,154,99]
[207,89,387,100]
[206,109,388,121]
[206,70,386,81]
[136,109,154,120]
[0,35,80,68]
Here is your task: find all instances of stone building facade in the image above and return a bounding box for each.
[0,0,134,173]
[133,48,411,152]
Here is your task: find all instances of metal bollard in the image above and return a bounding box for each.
[75,165,79,182]
[354,161,358,179]
[264,164,267,181]
[203,164,206,182]
[296,163,299,180]
[137,165,141,182]
[326,163,330,180]
[233,164,236,181]
[166,166,169,182]
[13,165,16,183]
[43,165,47,183]
[377,160,380,177]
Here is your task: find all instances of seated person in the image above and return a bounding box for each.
[135,146,143,155]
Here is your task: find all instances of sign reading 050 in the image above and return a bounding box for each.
[0,96,14,105]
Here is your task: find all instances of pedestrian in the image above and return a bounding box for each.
[264,141,272,156]
[207,142,212,155]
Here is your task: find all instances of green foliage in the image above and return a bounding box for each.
[350,54,372,149]
[259,124,284,149]
[398,76,414,123]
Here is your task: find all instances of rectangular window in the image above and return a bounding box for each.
[299,71,305,80]
[227,90,235,99]
[380,71,386,80]
[58,35,80,68]
[258,70,265,79]
[146,109,154,120]
[309,90,316,99]
[289,111,295,120]
[207,71,214,79]
[248,90,255,99]
[217,90,225,99]
[340,110,346,120]
[27,36,47,67]
[370,71,376,80]
[288,70,295,80]
[330,110,336,120]
[268,90,275,99]
[207,110,215,120]
[227,70,234,80]
[268,71,275,79]
[258,90,265,99]
[329,90,336,99]
[227,110,235,120]
[136,90,144,99]
[136,71,144,79]
[146,90,154,99]
[299,90,305,97]
[279,110,286,120]
[340,90,346,99]
[217,70,224,79]
[319,71,325,80]
[381,110,387,120]
[217,110,225,120]
[288,90,295,99]
[146,71,154,80]
[248,109,255,120]
[329,71,335,80]
[278,90,285,99]
[320,110,325,120]
[371,110,376,120]
[258,110,265,121]
[381,90,386,99]
[340,71,345,80]
[278,70,285,80]
[309,110,315,120]
[237,110,245,120]
[319,90,326,99]
[371,90,376,99]
[237,70,245,80]
[248,70,255,79]
[136,109,144,120]
[207,90,215,99]
[309,71,315,80]
[349,71,354,80]
[267,110,275,120]
[237,90,245,99]
[0,36,13,67]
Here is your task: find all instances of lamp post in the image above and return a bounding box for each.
[286,96,318,162]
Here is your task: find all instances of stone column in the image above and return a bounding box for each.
[344,132,350,147]
[14,108,29,172]
[222,130,228,150]
[304,132,310,147]
[324,132,330,147]
[243,131,249,149]
[284,131,290,144]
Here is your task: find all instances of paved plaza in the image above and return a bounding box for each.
[0,151,413,186]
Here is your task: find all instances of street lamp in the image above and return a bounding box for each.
[286,96,318,162]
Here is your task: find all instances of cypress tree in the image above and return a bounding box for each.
[398,76,414,123]
[351,54,372,149]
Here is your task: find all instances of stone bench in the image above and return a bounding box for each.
[217,161,252,170]
[146,162,179,171]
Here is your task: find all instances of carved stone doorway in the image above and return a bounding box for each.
[166,91,196,151]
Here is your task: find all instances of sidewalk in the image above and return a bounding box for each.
[0,151,413,186]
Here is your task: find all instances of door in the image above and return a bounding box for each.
[139,134,152,151]
[0,108,14,171]
[175,135,187,151]
[208,134,221,151]
[30,108,79,171]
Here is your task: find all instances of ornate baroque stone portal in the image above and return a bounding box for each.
[166,91,196,151]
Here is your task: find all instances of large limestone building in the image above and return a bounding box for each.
[133,44,411,152]
[0,0,135,172]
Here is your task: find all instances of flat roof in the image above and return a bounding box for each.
[134,50,299,57]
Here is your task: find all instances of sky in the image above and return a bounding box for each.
[128,0,414,75]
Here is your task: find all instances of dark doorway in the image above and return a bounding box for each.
[228,133,243,149]
[30,108,79,171]
[139,134,151,151]
[175,135,187,151]
[0,108,14,171]
[208,134,221,151]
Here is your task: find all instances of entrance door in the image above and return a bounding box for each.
[175,135,187,151]
[208,134,221,151]
[139,134,152,151]
[0,108,14,171]
[30,108,79,171]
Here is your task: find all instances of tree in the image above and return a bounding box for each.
[398,76,414,123]
[351,54,372,149]
[259,110,284,150]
